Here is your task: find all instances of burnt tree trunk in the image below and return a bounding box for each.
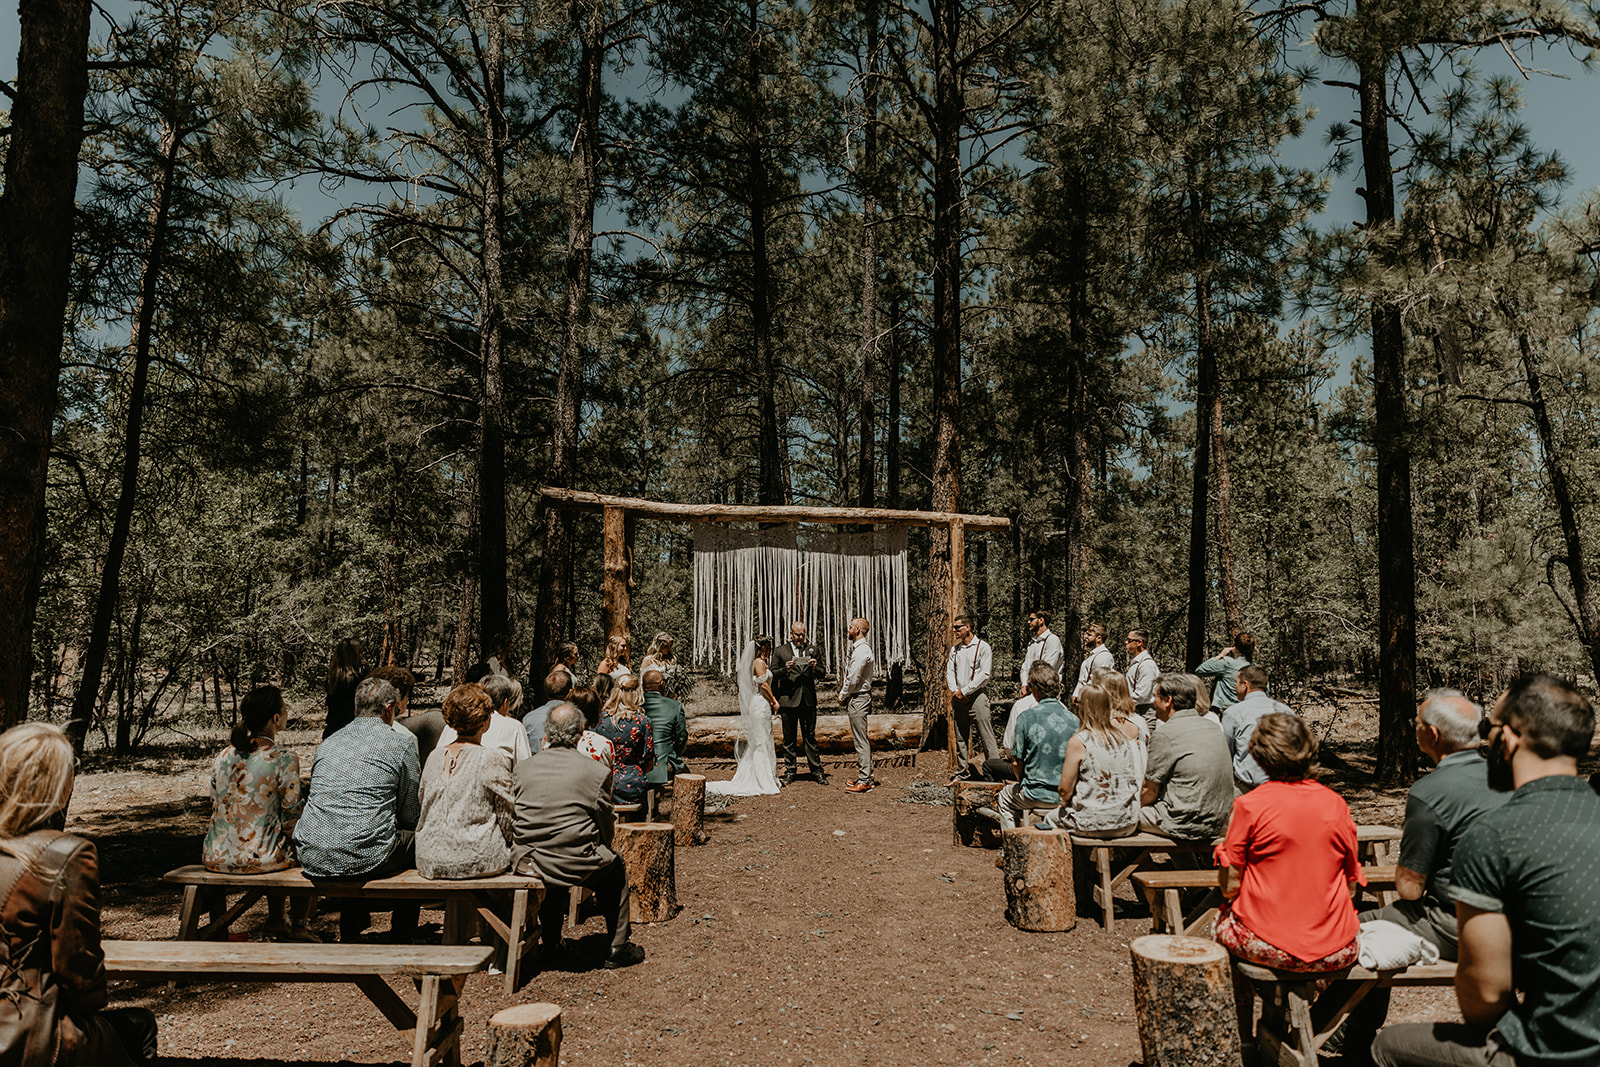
[857,3,880,510]
[1060,165,1093,648]
[747,0,782,507]
[1184,184,1216,672]
[0,0,92,728]
[477,9,511,656]
[67,122,183,752]
[1361,42,1419,785]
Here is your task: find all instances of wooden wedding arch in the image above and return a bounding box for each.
[539,488,1011,765]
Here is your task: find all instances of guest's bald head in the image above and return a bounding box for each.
[642,669,665,692]
[1418,688,1482,753]
[544,703,584,748]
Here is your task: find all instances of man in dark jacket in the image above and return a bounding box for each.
[771,621,827,784]
[641,670,689,786]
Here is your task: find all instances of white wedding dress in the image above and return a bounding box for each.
[707,643,782,797]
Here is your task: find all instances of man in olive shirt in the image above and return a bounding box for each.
[1138,673,1232,842]
[1373,673,1600,1067]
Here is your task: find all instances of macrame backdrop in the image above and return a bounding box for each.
[692,525,911,676]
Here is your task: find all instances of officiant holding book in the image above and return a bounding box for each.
[772,621,828,785]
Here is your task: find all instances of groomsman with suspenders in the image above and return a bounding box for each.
[947,616,997,781]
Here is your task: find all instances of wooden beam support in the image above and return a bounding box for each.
[602,505,631,645]
[540,487,1010,530]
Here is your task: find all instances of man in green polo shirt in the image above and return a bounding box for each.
[1372,673,1600,1067]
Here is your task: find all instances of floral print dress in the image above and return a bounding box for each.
[202,739,304,873]
[594,712,656,805]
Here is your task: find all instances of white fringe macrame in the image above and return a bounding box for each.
[691,524,911,676]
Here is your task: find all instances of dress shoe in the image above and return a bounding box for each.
[845,779,875,793]
[604,942,646,969]
[781,771,797,786]
[815,771,830,785]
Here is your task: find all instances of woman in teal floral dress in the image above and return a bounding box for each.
[203,686,316,940]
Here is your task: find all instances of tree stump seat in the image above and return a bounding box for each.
[951,779,1005,848]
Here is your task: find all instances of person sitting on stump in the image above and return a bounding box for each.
[511,703,645,969]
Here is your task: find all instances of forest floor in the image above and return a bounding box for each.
[77,692,1534,1067]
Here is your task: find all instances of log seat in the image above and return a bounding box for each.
[104,939,493,1067]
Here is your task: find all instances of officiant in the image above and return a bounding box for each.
[773,621,829,785]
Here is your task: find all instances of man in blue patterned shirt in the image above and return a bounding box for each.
[293,676,422,941]
[996,662,1078,830]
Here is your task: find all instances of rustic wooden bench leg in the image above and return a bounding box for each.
[503,889,530,994]
[1161,889,1182,934]
[177,885,202,940]
[1287,983,1317,1066]
[1098,848,1114,928]
[413,974,465,1067]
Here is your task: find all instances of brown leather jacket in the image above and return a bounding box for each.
[0,831,109,1067]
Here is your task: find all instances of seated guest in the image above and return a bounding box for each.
[1194,631,1255,712]
[1094,666,1150,747]
[641,669,689,786]
[441,672,531,768]
[1219,664,1295,792]
[399,681,449,772]
[293,677,422,942]
[595,673,656,805]
[1190,673,1220,726]
[639,632,676,673]
[1331,689,1509,1059]
[1139,674,1233,842]
[995,663,1078,830]
[595,635,631,680]
[369,665,422,758]
[0,724,159,1067]
[1051,680,1142,837]
[564,685,616,769]
[416,684,514,879]
[1214,714,1363,1021]
[1372,674,1600,1067]
[322,637,368,739]
[512,704,645,969]
[523,667,573,752]
[202,684,315,941]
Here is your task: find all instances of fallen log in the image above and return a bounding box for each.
[683,713,922,757]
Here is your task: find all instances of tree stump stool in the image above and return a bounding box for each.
[1128,935,1240,1067]
[615,821,678,922]
[671,774,706,846]
[1001,827,1074,931]
[486,1002,562,1067]
[952,779,1005,848]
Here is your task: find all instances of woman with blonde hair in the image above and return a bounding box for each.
[596,673,656,805]
[0,723,158,1066]
[596,635,631,679]
[1051,682,1142,837]
[415,684,515,879]
[639,632,676,672]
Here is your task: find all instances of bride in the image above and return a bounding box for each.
[707,634,782,796]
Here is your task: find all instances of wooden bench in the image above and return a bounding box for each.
[1069,832,1210,930]
[105,939,493,1067]
[1133,865,1400,937]
[1234,959,1456,1067]
[163,865,544,994]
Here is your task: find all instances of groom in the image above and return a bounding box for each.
[772,621,828,785]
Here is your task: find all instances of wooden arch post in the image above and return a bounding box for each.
[602,506,633,646]
[944,517,965,767]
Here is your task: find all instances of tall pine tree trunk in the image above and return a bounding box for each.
[0,0,91,728]
[1184,169,1216,672]
[1061,167,1093,648]
[1212,375,1242,638]
[533,0,601,679]
[1360,41,1419,785]
[922,0,963,762]
[478,10,511,656]
[67,122,182,751]
[886,296,901,508]
[747,0,782,506]
[857,5,880,509]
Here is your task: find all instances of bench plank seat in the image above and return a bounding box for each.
[163,865,543,995]
[1066,833,1208,931]
[1133,866,1399,937]
[105,940,491,1067]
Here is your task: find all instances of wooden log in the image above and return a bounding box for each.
[1001,827,1075,932]
[951,779,1005,848]
[538,486,1011,530]
[602,505,631,644]
[486,1003,562,1067]
[683,713,923,756]
[614,822,677,923]
[1128,935,1240,1067]
[671,774,706,846]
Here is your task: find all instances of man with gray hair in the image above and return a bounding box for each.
[511,703,645,969]
[1331,688,1511,1058]
[441,672,531,767]
[294,676,423,941]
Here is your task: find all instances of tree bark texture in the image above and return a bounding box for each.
[477,9,511,656]
[602,506,632,645]
[0,0,92,728]
[1212,365,1242,640]
[951,779,1004,848]
[1360,44,1419,786]
[746,0,783,507]
[532,0,601,681]
[1001,827,1075,932]
[66,122,183,751]
[486,1003,563,1067]
[670,773,706,847]
[921,0,964,768]
[614,821,677,922]
[1128,934,1240,1067]
[1185,266,1216,669]
[1061,166,1094,648]
[857,3,880,510]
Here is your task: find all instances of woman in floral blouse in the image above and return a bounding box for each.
[202,685,315,940]
[594,673,656,805]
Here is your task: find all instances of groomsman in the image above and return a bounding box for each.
[1018,611,1065,691]
[1125,630,1159,730]
[1072,623,1115,704]
[947,616,997,780]
[839,618,876,792]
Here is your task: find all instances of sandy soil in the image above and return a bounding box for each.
[75,695,1478,1067]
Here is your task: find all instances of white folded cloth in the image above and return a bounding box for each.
[1357,918,1441,971]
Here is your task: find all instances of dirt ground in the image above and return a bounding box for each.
[76,696,1478,1067]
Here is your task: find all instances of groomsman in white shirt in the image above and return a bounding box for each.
[1072,622,1116,704]
[1017,610,1065,692]
[1125,629,1159,731]
[839,617,877,793]
[946,616,997,781]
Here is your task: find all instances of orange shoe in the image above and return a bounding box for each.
[845,779,876,793]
